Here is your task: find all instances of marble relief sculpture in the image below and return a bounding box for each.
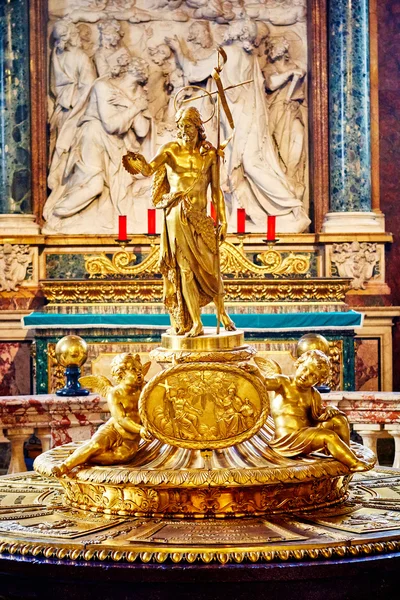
[44,53,152,234]
[94,18,126,75]
[44,0,310,234]
[166,19,310,232]
[0,244,32,292]
[263,36,307,199]
[49,20,97,164]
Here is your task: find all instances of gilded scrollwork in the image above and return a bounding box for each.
[327,340,343,391]
[84,242,311,280]
[48,344,67,393]
[85,247,160,278]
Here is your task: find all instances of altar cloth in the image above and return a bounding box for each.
[22,311,363,332]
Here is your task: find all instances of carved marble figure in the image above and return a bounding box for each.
[44,55,151,234]
[263,36,307,198]
[94,19,127,75]
[51,353,152,475]
[246,0,306,25]
[147,44,184,125]
[256,350,370,471]
[0,244,32,292]
[49,20,97,164]
[187,0,236,22]
[123,106,236,337]
[167,19,310,232]
[77,23,96,56]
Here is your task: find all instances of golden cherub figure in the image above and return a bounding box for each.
[255,350,371,472]
[51,353,152,476]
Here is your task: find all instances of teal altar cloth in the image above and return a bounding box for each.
[23,311,363,331]
[25,311,361,392]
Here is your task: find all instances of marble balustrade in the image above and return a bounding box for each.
[0,394,107,473]
[0,392,399,473]
[323,392,400,467]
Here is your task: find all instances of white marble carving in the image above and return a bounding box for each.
[263,36,307,199]
[0,245,32,292]
[44,55,152,234]
[331,242,379,290]
[49,20,97,164]
[44,0,309,234]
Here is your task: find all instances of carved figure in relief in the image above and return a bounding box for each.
[331,242,378,290]
[214,384,256,436]
[256,350,370,471]
[0,244,32,292]
[123,106,235,337]
[94,19,127,76]
[44,55,151,234]
[187,0,236,22]
[147,0,184,8]
[77,23,96,57]
[263,36,307,198]
[246,0,306,25]
[166,19,310,233]
[147,44,184,124]
[51,353,152,476]
[161,386,203,439]
[49,20,97,164]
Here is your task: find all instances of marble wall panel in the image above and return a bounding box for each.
[355,338,380,392]
[0,342,31,395]
[0,0,31,214]
[377,0,400,390]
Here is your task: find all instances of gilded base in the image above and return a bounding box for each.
[150,328,256,364]
[0,468,399,565]
[161,329,245,352]
[34,438,374,517]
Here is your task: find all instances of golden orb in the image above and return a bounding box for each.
[55,335,88,368]
[296,333,330,358]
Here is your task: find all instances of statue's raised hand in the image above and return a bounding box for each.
[122,152,149,176]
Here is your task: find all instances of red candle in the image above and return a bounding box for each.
[237,208,246,234]
[118,215,127,241]
[267,215,276,241]
[148,208,156,235]
[210,202,217,223]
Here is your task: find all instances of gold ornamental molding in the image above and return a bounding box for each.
[0,536,399,565]
[327,340,343,390]
[84,242,311,279]
[0,468,400,564]
[41,278,351,305]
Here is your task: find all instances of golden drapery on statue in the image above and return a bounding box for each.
[123,106,235,337]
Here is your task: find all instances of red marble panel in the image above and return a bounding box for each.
[0,343,31,395]
[378,1,400,390]
[355,338,380,391]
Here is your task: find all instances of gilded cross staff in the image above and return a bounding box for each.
[209,47,248,334]
[176,51,251,335]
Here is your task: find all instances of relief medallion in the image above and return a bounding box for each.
[139,362,269,450]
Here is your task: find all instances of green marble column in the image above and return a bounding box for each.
[324,0,383,232]
[0,0,31,215]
